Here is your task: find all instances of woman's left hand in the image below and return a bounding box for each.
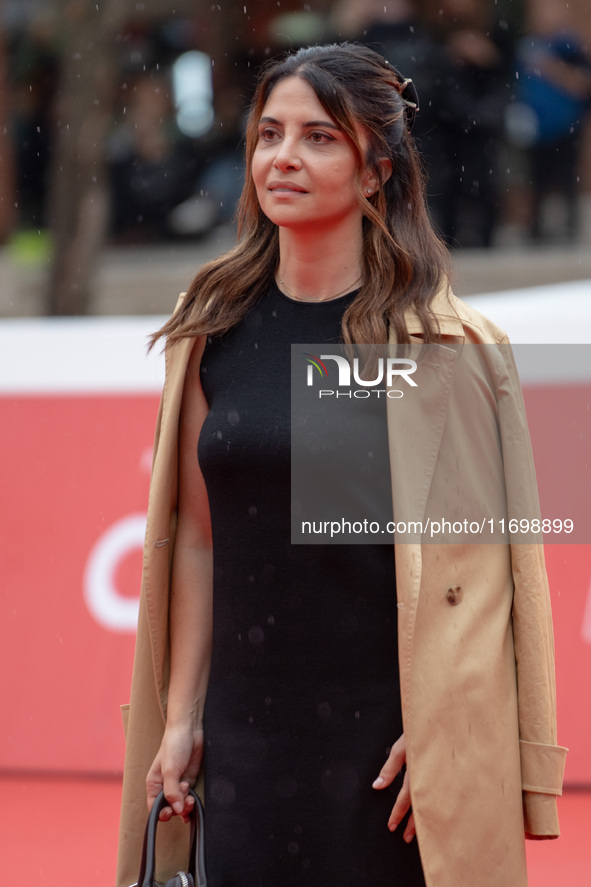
[372,733,416,842]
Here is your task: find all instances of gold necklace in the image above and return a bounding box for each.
[277,274,363,303]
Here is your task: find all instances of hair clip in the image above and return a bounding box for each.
[386,63,419,132]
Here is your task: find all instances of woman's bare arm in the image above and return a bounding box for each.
[146,342,213,821]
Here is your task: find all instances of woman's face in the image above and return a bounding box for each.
[252,76,370,236]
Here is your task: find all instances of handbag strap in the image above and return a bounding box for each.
[137,789,207,887]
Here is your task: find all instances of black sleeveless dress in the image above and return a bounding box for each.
[198,282,425,887]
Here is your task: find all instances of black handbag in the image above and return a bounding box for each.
[136,789,207,887]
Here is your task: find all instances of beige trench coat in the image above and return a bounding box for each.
[116,285,567,887]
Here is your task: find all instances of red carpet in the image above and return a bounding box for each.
[1,774,587,886]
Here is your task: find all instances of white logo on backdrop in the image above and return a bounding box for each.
[83,513,146,632]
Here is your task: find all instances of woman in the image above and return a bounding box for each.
[116,44,566,887]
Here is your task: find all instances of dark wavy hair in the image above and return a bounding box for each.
[152,42,450,349]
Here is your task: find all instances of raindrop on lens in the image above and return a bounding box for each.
[249,625,265,645]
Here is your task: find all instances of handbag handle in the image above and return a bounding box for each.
[137,789,207,887]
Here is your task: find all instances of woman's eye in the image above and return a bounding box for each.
[309,131,334,144]
[259,128,278,141]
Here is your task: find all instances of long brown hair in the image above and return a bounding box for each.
[151,42,450,350]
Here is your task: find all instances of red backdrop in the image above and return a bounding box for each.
[0,394,157,773]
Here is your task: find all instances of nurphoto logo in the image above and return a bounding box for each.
[303,352,418,399]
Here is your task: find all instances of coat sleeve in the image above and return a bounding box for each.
[115,393,190,887]
[497,339,568,838]
[116,294,202,887]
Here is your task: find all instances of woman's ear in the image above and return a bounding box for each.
[362,157,393,196]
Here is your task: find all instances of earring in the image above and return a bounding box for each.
[367,188,373,195]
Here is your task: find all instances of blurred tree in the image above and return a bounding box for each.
[45,0,252,314]
[46,0,134,315]
[0,23,15,244]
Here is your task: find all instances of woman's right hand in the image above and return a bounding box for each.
[372,732,416,842]
[146,723,204,823]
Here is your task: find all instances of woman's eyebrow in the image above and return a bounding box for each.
[259,115,340,130]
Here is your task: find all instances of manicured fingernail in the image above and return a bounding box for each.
[404,833,413,843]
[173,802,183,814]
[388,821,397,831]
[372,776,385,788]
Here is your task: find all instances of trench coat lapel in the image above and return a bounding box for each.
[387,293,465,734]
[386,283,465,542]
[386,339,460,542]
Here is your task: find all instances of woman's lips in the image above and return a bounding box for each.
[267,181,308,194]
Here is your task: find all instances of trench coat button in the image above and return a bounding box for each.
[446,585,463,605]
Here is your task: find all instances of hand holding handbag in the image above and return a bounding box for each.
[135,789,207,887]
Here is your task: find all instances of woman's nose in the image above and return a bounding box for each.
[272,136,302,171]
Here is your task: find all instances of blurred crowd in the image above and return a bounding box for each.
[5,0,591,250]
[333,0,591,247]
